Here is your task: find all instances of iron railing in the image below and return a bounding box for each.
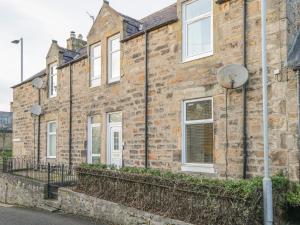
[2,157,77,198]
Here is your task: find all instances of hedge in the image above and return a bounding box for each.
[74,164,292,225]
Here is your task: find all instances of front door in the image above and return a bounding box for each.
[107,112,122,167]
[88,117,101,164]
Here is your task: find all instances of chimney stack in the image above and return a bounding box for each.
[67,31,87,51]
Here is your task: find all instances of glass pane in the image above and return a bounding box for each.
[50,64,57,75]
[53,74,57,95]
[109,112,122,123]
[92,126,101,154]
[113,132,119,150]
[49,122,56,133]
[187,17,211,57]
[49,134,56,157]
[186,0,211,20]
[186,100,212,121]
[186,123,213,163]
[111,51,120,79]
[111,37,120,52]
[90,116,101,124]
[93,45,101,58]
[92,156,100,164]
[92,57,101,79]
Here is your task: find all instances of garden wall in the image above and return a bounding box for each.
[0,173,47,207]
[59,188,192,225]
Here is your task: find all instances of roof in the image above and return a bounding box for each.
[12,3,178,88]
[122,3,178,39]
[287,31,300,70]
[11,69,46,88]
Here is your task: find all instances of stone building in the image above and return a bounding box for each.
[11,0,300,180]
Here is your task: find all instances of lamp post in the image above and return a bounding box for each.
[261,0,273,224]
[11,38,23,82]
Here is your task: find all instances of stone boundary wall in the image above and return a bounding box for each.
[0,173,192,225]
[58,188,193,225]
[0,173,47,208]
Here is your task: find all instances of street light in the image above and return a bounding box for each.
[11,38,24,82]
[261,0,273,225]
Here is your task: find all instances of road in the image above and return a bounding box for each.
[0,204,106,225]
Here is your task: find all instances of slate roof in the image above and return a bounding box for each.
[11,69,46,88]
[123,3,178,39]
[12,3,178,88]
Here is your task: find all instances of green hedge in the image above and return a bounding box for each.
[76,164,291,225]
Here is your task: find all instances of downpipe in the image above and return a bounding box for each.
[144,31,149,169]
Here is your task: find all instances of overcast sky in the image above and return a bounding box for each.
[0,0,176,111]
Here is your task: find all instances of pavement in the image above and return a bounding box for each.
[0,204,106,225]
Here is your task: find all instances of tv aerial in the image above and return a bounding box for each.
[217,64,249,89]
[217,64,249,178]
[30,105,43,116]
[32,77,45,89]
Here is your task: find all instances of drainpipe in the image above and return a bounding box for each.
[144,31,149,169]
[297,70,300,182]
[37,89,41,164]
[242,0,248,179]
[69,63,73,167]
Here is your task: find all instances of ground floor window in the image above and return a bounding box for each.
[88,116,101,164]
[182,98,214,172]
[47,121,57,158]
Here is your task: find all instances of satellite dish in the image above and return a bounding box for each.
[32,77,45,89]
[30,105,43,116]
[217,64,249,89]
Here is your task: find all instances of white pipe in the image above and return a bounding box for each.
[261,0,273,224]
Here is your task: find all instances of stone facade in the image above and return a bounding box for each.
[12,0,300,180]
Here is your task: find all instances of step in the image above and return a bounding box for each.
[43,199,61,209]
[38,204,60,213]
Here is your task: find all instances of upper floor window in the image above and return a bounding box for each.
[0,117,8,125]
[90,43,101,87]
[182,0,213,62]
[108,34,121,83]
[49,63,57,98]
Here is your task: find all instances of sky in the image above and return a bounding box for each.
[0,0,176,111]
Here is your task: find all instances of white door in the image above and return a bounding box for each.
[108,125,122,167]
[88,118,101,164]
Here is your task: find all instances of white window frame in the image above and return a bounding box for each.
[108,34,121,83]
[47,121,57,159]
[49,63,57,98]
[90,42,101,87]
[181,97,214,173]
[182,0,213,62]
[87,117,101,164]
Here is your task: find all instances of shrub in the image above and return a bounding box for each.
[75,164,290,225]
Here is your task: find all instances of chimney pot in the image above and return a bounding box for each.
[70,31,76,38]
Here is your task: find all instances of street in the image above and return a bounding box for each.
[0,204,106,225]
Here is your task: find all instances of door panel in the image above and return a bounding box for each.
[109,126,122,167]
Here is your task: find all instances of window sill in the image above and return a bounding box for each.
[181,163,215,174]
[47,156,56,159]
[182,51,213,63]
[107,80,121,86]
